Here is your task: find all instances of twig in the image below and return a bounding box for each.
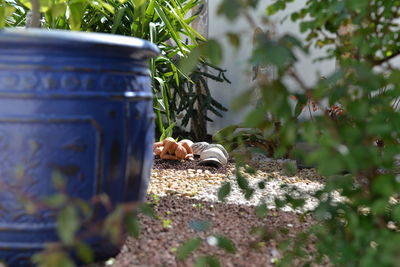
[29,0,40,28]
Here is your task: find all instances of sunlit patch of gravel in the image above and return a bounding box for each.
[148,167,234,198]
[148,154,342,213]
[193,175,325,212]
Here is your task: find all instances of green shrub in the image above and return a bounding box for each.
[212,0,400,265]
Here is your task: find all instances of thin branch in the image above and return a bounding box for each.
[29,0,41,28]
[371,51,400,65]
[287,67,311,93]
[243,10,258,29]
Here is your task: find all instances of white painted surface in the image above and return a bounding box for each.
[207,0,336,134]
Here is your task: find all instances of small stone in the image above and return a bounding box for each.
[206,236,218,246]
[370,241,378,249]
[387,221,397,230]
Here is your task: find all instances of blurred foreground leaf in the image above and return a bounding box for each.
[176,238,202,261]
[217,182,231,201]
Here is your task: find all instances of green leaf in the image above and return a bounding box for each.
[294,100,305,118]
[43,194,67,208]
[96,0,114,13]
[346,0,368,11]
[371,199,388,215]
[256,203,268,218]
[213,125,239,142]
[244,187,255,200]
[217,0,241,21]
[125,214,141,238]
[178,47,200,76]
[194,256,207,267]
[139,203,156,218]
[112,6,127,33]
[218,182,231,201]
[176,238,202,261]
[160,122,175,141]
[133,0,146,7]
[215,236,236,253]
[18,0,32,9]
[50,3,66,18]
[372,175,395,197]
[207,256,221,267]
[162,219,173,228]
[154,4,187,52]
[202,40,223,65]
[32,251,76,267]
[0,5,15,28]
[258,181,266,189]
[393,205,400,221]
[286,194,306,209]
[227,32,240,48]
[76,242,94,264]
[68,2,87,30]
[244,108,267,128]
[236,173,249,190]
[57,206,80,245]
[195,256,221,267]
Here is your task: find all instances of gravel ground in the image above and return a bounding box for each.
[150,155,328,212]
[112,196,316,267]
[102,154,329,266]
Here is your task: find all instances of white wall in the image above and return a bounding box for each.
[207,0,336,134]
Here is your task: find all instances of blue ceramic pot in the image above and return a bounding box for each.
[0,29,159,266]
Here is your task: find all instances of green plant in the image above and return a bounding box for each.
[213,123,281,157]
[175,234,235,265]
[176,61,230,140]
[209,0,400,266]
[162,218,172,228]
[79,0,230,140]
[20,173,157,266]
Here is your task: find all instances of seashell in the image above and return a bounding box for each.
[206,144,229,159]
[191,142,210,155]
[199,147,228,167]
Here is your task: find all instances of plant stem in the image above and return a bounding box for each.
[29,0,41,28]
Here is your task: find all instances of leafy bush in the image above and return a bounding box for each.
[210,0,400,265]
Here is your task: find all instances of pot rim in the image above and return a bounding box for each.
[0,28,160,58]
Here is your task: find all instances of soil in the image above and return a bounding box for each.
[104,158,320,267]
[112,196,315,267]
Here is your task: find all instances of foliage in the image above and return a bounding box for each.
[210,0,400,266]
[213,124,280,157]
[175,233,235,266]
[19,172,155,266]
[2,0,400,265]
[3,0,229,139]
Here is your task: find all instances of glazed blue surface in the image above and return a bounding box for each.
[0,29,158,266]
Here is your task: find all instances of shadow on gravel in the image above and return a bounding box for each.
[110,195,316,267]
